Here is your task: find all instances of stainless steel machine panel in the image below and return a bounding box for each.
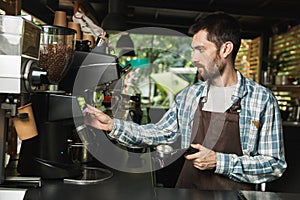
[0,55,22,93]
[0,16,41,94]
[0,15,41,59]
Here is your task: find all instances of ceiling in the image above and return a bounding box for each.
[27,0,300,39]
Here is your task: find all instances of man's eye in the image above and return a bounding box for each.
[195,47,204,53]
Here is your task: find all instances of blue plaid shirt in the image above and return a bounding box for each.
[109,71,287,184]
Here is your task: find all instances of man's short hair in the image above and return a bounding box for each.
[188,12,241,61]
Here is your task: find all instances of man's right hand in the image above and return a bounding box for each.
[83,104,114,131]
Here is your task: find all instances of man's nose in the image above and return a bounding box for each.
[191,52,199,63]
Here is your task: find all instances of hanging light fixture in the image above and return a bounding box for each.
[101,0,127,33]
[116,32,136,57]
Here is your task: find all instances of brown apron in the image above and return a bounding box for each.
[176,99,255,190]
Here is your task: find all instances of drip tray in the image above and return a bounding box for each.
[64,167,113,185]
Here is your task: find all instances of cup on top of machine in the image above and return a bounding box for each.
[13,103,38,140]
[82,34,95,48]
[53,11,67,27]
[68,21,82,40]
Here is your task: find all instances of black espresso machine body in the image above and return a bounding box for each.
[17,51,121,179]
[17,92,81,179]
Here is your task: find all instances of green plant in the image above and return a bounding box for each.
[263,50,288,72]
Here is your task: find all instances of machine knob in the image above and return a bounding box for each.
[23,59,48,91]
[31,66,48,86]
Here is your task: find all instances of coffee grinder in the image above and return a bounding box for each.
[17,25,122,179]
[17,25,82,179]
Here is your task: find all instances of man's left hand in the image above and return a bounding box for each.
[185,144,217,170]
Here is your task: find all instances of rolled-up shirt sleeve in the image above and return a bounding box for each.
[215,91,287,184]
[107,105,180,147]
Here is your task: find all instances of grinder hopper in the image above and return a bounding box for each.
[38,25,76,89]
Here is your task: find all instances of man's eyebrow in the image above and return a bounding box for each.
[191,44,204,49]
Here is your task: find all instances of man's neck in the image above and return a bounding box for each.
[210,67,237,87]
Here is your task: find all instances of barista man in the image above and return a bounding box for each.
[83,12,287,190]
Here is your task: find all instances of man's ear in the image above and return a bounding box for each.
[220,41,233,59]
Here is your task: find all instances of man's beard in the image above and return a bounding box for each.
[198,55,225,81]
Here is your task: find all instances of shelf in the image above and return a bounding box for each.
[265,85,300,92]
[282,121,300,127]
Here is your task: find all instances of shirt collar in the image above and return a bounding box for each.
[199,80,209,102]
[199,70,247,103]
[234,71,247,99]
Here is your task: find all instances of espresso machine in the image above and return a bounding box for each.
[0,16,127,182]
[0,15,43,184]
[17,25,122,179]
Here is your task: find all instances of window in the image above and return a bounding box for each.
[268,25,300,114]
[235,38,261,83]
[270,25,300,78]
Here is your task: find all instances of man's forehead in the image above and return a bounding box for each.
[191,30,213,47]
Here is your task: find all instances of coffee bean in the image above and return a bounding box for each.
[39,44,74,83]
